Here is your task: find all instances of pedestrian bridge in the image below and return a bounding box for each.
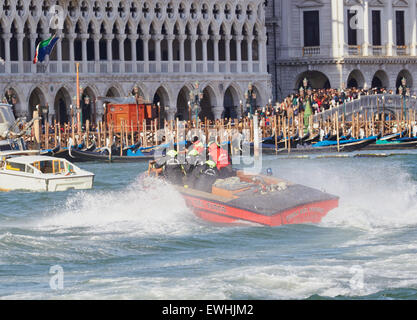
[313,94,417,122]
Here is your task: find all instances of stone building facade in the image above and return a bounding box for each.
[266,0,417,101]
[0,0,271,123]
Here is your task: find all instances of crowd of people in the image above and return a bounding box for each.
[251,86,393,121]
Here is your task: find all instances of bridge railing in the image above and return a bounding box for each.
[313,94,417,122]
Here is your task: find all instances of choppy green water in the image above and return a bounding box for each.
[1,152,417,300]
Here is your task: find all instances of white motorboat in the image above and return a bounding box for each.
[0,151,94,192]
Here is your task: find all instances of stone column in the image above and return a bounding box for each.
[337,0,345,57]
[331,0,340,57]
[56,30,63,73]
[410,0,417,55]
[211,35,221,73]
[386,0,393,56]
[104,34,114,73]
[178,34,187,73]
[247,35,253,73]
[190,34,198,73]
[200,34,209,73]
[212,106,224,120]
[281,0,289,58]
[141,34,151,73]
[234,35,243,73]
[225,35,232,73]
[29,33,37,73]
[2,33,12,73]
[362,1,369,56]
[47,95,55,124]
[80,33,89,72]
[67,33,76,73]
[258,35,268,73]
[166,107,177,121]
[16,33,24,73]
[93,34,101,73]
[153,34,163,72]
[166,34,175,72]
[117,34,127,73]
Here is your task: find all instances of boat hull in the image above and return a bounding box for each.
[0,172,94,192]
[178,182,339,227]
[362,140,417,150]
[66,148,155,163]
[274,135,378,154]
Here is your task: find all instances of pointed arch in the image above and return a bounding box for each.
[28,87,47,121]
[223,84,241,119]
[82,86,98,124]
[54,87,72,125]
[176,85,192,121]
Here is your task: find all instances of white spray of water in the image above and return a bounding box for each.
[34,176,203,237]
[267,158,417,232]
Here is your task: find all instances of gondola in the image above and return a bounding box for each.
[362,136,417,150]
[275,134,380,154]
[67,148,156,163]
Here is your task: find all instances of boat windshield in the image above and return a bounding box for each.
[31,160,74,174]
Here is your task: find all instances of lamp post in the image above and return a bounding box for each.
[239,100,243,119]
[245,82,256,118]
[189,81,204,125]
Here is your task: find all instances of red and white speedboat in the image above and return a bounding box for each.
[178,171,338,226]
[149,164,339,227]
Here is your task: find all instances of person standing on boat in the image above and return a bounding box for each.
[208,142,234,179]
[183,136,206,187]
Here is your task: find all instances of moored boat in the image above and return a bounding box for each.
[274,134,380,154]
[0,151,94,192]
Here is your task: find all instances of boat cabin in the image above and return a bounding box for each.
[98,97,159,133]
[1,155,75,176]
[0,151,95,192]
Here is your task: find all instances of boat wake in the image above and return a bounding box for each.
[33,176,203,237]
[266,158,417,232]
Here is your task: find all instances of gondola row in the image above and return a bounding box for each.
[259,128,417,155]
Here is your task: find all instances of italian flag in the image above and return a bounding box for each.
[33,34,59,64]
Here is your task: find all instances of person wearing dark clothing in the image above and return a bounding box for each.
[193,160,219,193]
[153,150,185,186]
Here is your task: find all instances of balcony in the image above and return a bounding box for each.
[370,45,383,56]
[396,45,407,56]
[347,45,361,56]
[302,46,321,57]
